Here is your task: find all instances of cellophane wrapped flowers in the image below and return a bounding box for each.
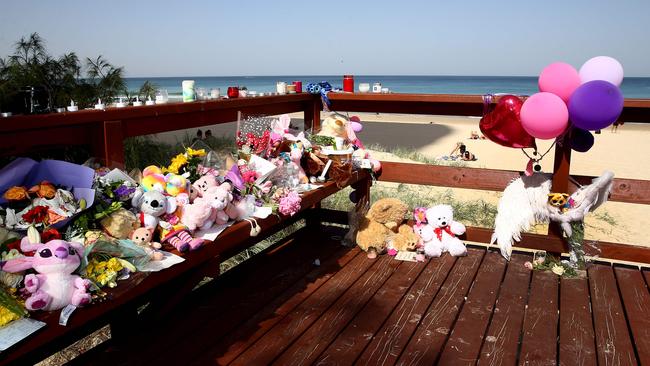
[272,188,302,216]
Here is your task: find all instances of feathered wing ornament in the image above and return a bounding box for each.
[491,171,614,260]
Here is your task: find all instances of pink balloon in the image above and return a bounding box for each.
[538,62,581,103]
[579,56,624,86]
[520,92,569,140]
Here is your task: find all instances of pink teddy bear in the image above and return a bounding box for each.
[192,174,220,198]
[1,237,91,311]
[182,185,233,231]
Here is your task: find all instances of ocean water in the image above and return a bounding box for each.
[125,75,650,99]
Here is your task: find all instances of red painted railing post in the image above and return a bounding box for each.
[102,120,126,169]
[548,134,572,253]
[303,95,322,133]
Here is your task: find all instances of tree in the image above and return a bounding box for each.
[137,80,158,101]
[0,33,126,113]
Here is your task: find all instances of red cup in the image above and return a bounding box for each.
[293,81,302,93]
[227,86,239,98]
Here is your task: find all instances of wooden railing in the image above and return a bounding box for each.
[2,92,650,263]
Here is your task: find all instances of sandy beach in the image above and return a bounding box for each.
[152,112,650,248]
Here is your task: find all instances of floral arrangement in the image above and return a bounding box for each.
[272,188,302,217]
[85,257,134,288]
[524,251,578,277]
[237,116,273,157]
[162,147,207,182]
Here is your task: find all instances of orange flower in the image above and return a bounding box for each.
[3,186,29,201]
[29,181,57,199]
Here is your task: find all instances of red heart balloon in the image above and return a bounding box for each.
[480,95,536,149]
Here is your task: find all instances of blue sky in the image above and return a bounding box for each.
[1,0,648,77]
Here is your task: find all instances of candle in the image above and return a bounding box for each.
[1,112,12,118]
[182,80,196,102]
[145,96,155,106]
[343,75,354,93]
[286,84,296,93]
[67,100,78,112]
[293,81,302,93]
[358,83,370,93]
[372,83,382,93]
[227,87,239,98]
[115,97,126,108]
[276,82,287,95]
[94,98,105,110]
[210,88,221,99]
[133,97,143,107]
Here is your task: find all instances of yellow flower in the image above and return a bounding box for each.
[186,147,206,157]
[171,153,188,167]
[0,306,20,327]
[551,264,565,276]
[3,186,29,201]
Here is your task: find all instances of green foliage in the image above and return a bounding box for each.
[137,80,158,101]
[0,33,125,113]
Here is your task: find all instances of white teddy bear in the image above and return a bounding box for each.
[419,204,467,257]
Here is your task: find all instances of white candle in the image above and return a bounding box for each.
[67,100,78,112]
[115,97,126,108]
[133,97,143,107]
[94,98,105,110]
[276,82,287,95]
[145,96,155,106]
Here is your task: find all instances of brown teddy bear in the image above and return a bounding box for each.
[387,225,420,256]
[356,198,409,258]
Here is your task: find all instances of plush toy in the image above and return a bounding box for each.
[165,173,189,197]
[356,198,409,258]
[130,227,163,261]
[387,224,420,256]
[491,171,614,260]
[100,208,139,239]
[131,189,203,252]
[422,204,467,257]
[141,166,167,193]
[182,185,232,231]
[192,174,220,198]
[318,114,349,140]
[1,237,91,311]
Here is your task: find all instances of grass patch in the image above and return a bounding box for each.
[321,183,497,228]
[594,211,617,226]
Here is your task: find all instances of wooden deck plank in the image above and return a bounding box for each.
[589,264,638,365]
[271,256,402,366]
[518,270,559,366]
[615,266,650,365]
[437,251,507,365]
[395,249,486,366]
[354,254,457,366]
[559,273,597,366]
[229,249,378,366]
[196,247,363,365]
[313,261,425,366]
[477,254,532,365]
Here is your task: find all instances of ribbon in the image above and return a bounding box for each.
[434,226,455,241]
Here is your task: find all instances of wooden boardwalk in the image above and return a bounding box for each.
[81,226,650,366]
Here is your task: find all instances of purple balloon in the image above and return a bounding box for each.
[568,80,623,131]
[570,128,594,152]
[350,121,363,132]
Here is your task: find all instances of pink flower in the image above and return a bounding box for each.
[524,261,533,270]
[260,181,273,194]
[278,191,301,216]
[242,170,259,184]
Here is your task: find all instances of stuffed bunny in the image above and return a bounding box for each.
[182,185,232,231]
[1,237,91,311]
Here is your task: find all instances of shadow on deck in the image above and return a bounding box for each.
[77,226,650,366]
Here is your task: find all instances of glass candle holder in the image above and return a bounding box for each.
[227,87,239,98]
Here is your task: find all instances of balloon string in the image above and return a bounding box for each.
[520,140,556,162]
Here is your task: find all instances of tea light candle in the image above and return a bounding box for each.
[358,83,370,93]
[1,112,12,118]
[67,100,78,112]
[115,97,126,108]
[94,98,105,110]
[372,83,382,93]
[145,96,155,106]
[381,87,389,94]
[133,97,143,107]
